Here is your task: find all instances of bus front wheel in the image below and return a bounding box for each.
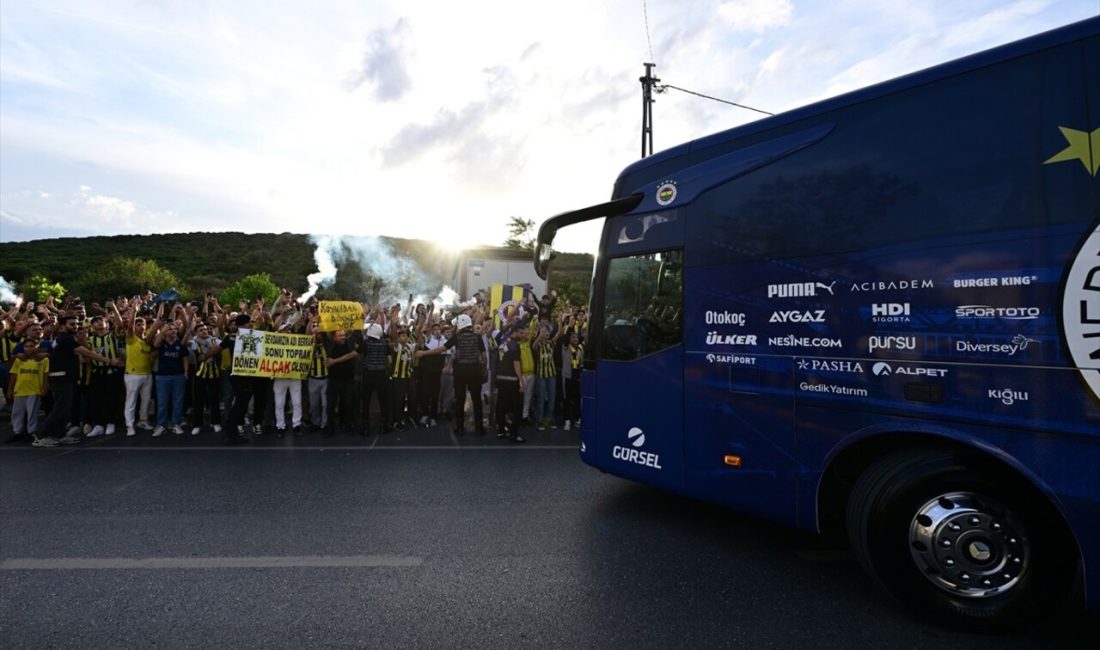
[846,449,1075,630]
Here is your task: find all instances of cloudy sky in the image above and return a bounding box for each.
[1,0,1096,252]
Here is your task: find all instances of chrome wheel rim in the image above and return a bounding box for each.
[908,491,1028,598]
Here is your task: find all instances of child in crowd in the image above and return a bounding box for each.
[6,337,50,445]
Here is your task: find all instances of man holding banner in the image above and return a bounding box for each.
[220,314,252,444]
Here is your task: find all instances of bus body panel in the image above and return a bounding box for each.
[568,18,1100,615]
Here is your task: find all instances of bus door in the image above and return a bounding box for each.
[589,212,685,492]
[680,261,798,524]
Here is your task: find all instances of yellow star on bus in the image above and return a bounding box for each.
[1043,126,1100,176]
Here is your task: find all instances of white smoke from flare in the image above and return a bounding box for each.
[300,236,337,303]
[300,235,457,308]
[0,276,20,307]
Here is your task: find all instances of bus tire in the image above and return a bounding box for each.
[846,448,1075,631]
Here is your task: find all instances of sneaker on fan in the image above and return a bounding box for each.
[213,424,222,433]
[66,425,82,437]
[171,425,184,435]
[137,421,152,430]
[58,435,81,445]
[564,420,571,431]
[32,436,60,447]
[105,424,116,436]
[126,426,136,437]
[419,415,429,426]
[153,426,165,437]
[191,427,201,435]
[82,424,92,435]
[87,425,105,438]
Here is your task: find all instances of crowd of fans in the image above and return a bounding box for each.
[0,287,589,447]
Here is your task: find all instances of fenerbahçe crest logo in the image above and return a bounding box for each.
[655,180,677,206]
[1061,223,1100,403]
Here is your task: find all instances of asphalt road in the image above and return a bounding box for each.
[0,427,1095,648]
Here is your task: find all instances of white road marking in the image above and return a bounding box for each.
[1,555,424,570]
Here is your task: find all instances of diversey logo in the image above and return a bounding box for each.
[955,334,1040,357]
[770,310,826,323]
[767,281,836,298]
[612,427,662,469]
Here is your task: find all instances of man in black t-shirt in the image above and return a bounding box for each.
[358,323,390,434]
[324,329,359,436]
[36,315,123,446]
[444,314,486,435]
[220,314,252,444]
[494,325,526,443]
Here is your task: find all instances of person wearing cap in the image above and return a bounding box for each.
[358,322,391,435]
[444,313,486,435]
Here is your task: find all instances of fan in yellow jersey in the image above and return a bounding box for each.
[123,316,156,437]
[5,337,49,444]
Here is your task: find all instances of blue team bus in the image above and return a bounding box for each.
[534,17,1099,629]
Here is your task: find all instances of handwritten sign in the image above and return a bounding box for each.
[318,301,364,332]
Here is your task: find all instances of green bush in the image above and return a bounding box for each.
[73,256,188,301]
[24,273,67,303]
[219,273,281,311]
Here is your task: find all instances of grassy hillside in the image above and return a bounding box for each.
[0,232,316,294]
[0,232,594,302]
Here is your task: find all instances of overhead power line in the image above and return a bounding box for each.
[656,84,774,116]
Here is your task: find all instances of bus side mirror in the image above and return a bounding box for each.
[536,242,555,279]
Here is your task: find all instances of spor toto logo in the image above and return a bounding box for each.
[1062,224,1100,403]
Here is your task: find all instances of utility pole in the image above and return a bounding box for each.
[640,63,659,158]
